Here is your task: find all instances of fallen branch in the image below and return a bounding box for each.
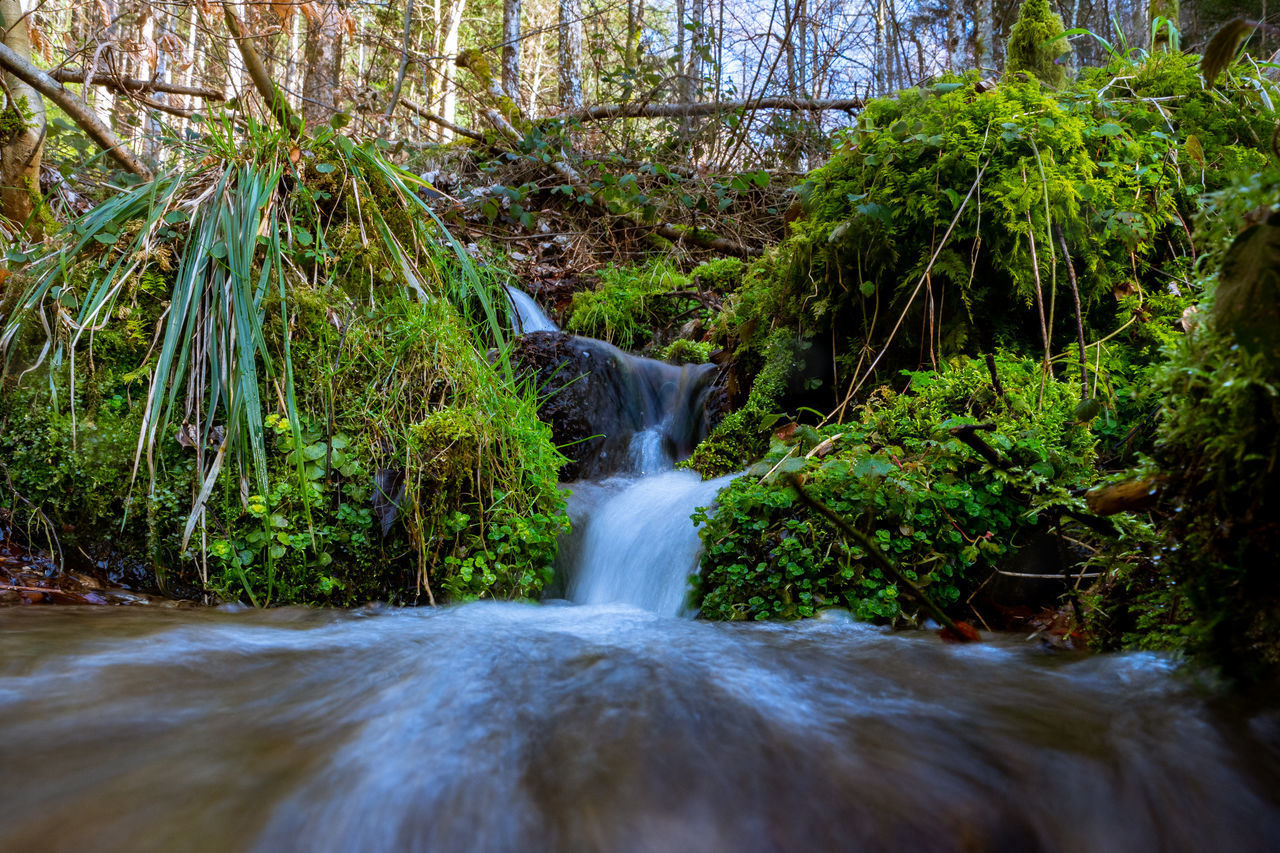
[562,96,866,122]
[785,473,979,642]
[48,67,225,100]
[398,98,486,142]
[1084,476,1162,516]
[0,42,152,179]
[651,222,759,257]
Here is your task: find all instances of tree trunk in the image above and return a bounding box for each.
[946,0,958,69]
[0,0,46,232]
[558,0,582,110]
[302,1,344,126]
[1150,0,1179,50]
[973,0,994,71]
[502,0,521,101]
[0,40,151,180]
[440,0,466,139]
[626,0,644,70]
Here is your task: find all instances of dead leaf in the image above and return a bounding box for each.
[1202,18,1257,85]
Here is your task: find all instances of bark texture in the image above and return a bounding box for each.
[302,2,344,126]
[502,0,521,100]
[0,0,46,230]
[558,0,583,110]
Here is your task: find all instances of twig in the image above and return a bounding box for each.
[829,156,991,418]
[996,570,1103,579]
[1055,225,1089,400]
[382,0,415,123]
[399,97,486,142]
[1025,208,1053,396]
[985,353,1005,399]
[785,474,976,641]
[561,96,867,122]
[48,67,225,100]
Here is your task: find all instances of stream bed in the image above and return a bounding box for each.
[2,602,1279,852]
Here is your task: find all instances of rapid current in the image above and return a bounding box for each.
[0,290,1277,852]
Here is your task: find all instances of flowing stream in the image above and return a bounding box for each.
[1,290,1279,851]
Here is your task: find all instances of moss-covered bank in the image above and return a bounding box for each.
[1,128,567,606]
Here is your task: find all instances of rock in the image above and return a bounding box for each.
[510,332,718,480]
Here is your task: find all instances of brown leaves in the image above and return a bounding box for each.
[26,20,54,63]
[1201,18,1258,86]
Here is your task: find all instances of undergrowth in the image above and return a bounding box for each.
[695,355,1095,622]
[0,118,567,605]
[690,51,1274,477]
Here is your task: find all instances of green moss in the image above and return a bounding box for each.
[661,338,714,365]
[1084,167,1280,681]
[690,257,745,292]
[565,259,689,351]
[685,329,801,476]
[694,54,1274,472]
[1005,0,1069,87]
[0,136,568,607]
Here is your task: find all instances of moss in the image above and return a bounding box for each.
[690,257,745,293]
[1149,0,1179,50]
[661,338,714,365]
[1084,168,1280,682]
[565,259,689,351]
[693,54,1274,473]
[0,96,32,145]
[685,329,801,476]
[1005,0,1069,87]
[1,140,568,607]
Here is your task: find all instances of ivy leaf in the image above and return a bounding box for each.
[853,456,894,479]
[1096,123,1123,137]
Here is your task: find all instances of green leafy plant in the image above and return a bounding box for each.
[694,355,1096,623]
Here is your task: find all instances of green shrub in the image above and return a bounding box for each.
[693,52,1274,473]
[0,127,568,606]
[694,355,1095,622]
[661,338,714,365]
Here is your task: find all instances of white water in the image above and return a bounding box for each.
[3,604,1278,852]
[504,285,558,333]
[565,469,735,616]
[559,352,729,615]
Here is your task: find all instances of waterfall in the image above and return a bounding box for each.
[504,285,558,334]
[553,340,731,617]
[563,470,735,615]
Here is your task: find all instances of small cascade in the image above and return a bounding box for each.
[553,335,729,616]
[504,285,558,334]
[564,470,735,615]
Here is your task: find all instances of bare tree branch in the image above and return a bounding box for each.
[563,96,865,122]
[399,97,486,142]
[48,67,226,100]
[222,2,300,136]
[0,40,152,180]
